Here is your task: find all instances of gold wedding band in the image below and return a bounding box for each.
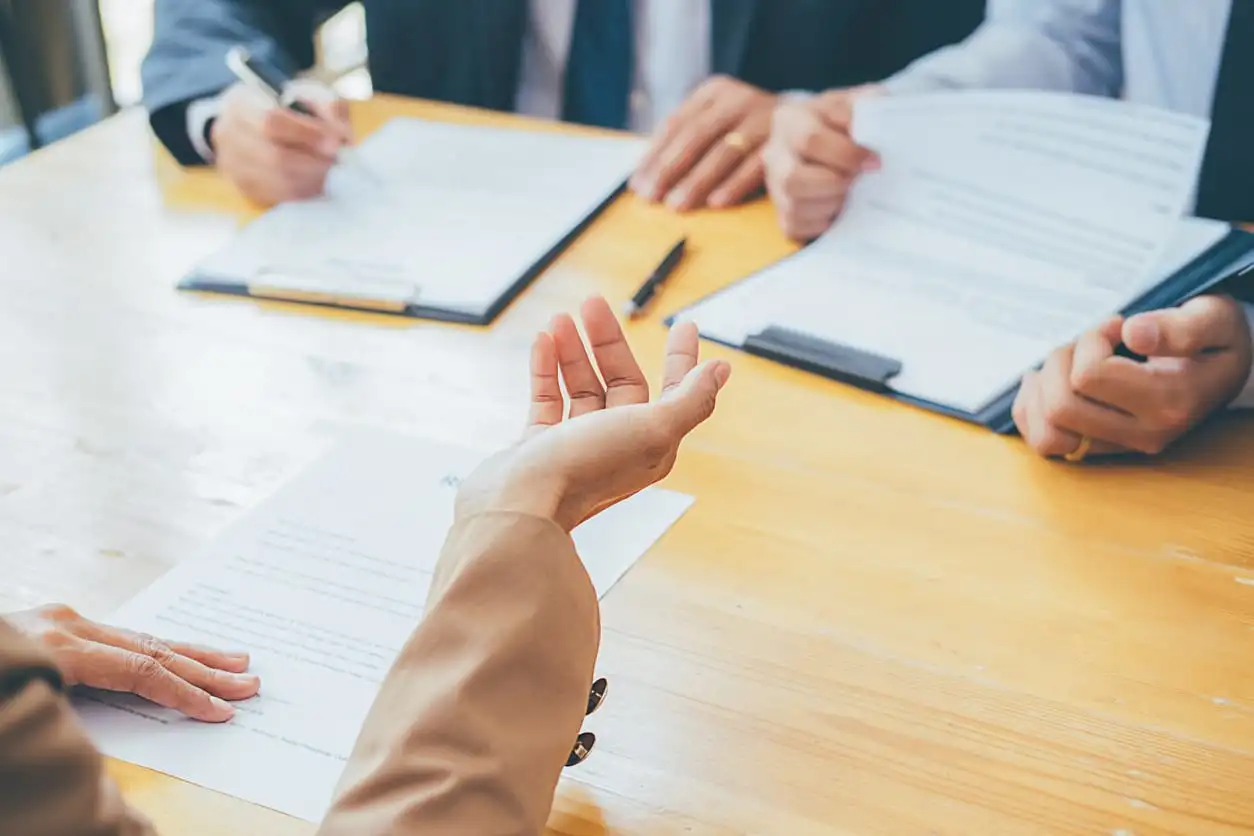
[1064,435,1092,463]
[723,131,750,151]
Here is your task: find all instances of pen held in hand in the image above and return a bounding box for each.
[624,238,687,320]
[225,45,378,185]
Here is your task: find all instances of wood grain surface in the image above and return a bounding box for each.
[1,96,1252,835]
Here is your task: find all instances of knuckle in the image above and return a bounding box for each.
[1040,397,1074,429]
[780,166,807,195]
[1155,405,1193,436]
[36,603,80,623]
[35,625,77,651]
[127,654,166,683]
[201,666,231,693]
[136,634,177,667]
[799,130,828,161]
[1068,363,1100,395]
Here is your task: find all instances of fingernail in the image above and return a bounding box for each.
[862,154,881,172]
[228,652,250,664]
[322,138,340,156]
[211,697,235,717]
[665,190,687,209]
[1127,317,1160,353]
[713,361,732,388]
[234,673,261,686]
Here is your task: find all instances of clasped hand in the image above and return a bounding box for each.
[1014,296,1253,458]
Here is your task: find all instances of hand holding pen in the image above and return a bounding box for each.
[209,46,356,206]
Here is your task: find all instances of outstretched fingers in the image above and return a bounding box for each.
[527,331,564,432]
[660,321,701,395]
[551,313,606,418]
[581,296,649,407]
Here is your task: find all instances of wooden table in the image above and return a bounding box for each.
[3,96,1254,835]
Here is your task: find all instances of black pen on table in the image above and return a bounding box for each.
[225,45,371,178]
[624,238,687,319]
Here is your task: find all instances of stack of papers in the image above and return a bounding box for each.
[677,91,1238,416]
[75,430,693,821]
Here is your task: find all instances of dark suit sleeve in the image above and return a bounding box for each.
[141,0,350,164]
[862,0,987,80]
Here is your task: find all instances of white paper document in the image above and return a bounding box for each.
[679,91,1218,413]
[75,430,693,822]
[192,119,647,316]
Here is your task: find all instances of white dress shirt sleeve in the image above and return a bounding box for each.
[186,94,226,164]
[1230,302,1254,408]
[884,0,1125,97]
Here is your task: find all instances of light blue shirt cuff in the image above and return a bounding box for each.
[881,72,946,97]
[1231,302,1254,409]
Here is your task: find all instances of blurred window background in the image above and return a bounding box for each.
[0,0,369,166]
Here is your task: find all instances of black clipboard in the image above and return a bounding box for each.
[670,226,1254,434]
[179,183,627,326]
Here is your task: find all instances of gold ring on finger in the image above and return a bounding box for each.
[723,131,750,152]
[1063,435,1092,463]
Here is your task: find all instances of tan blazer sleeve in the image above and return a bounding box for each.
[0,621,156,836]
[318,511,600,836]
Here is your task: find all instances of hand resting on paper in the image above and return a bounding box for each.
[1012,296,1254,459]
[630,75,776,212]
[6,603,259,722]
[764,85,883,241]
[458,295,732,531]
[212,81,354,206]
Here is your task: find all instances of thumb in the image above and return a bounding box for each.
[813,91,855,130]
[1123,296,1239,357]
[658,360,731,437]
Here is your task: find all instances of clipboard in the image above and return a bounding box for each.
[177,117,648,326]
[178,182,625,326]
[671,226,1254,434]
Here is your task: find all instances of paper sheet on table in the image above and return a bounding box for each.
[192,119,647,315]
[74,429,693,822]
[678,91,1214,413]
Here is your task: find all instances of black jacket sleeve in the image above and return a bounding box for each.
[141,0,350,164]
